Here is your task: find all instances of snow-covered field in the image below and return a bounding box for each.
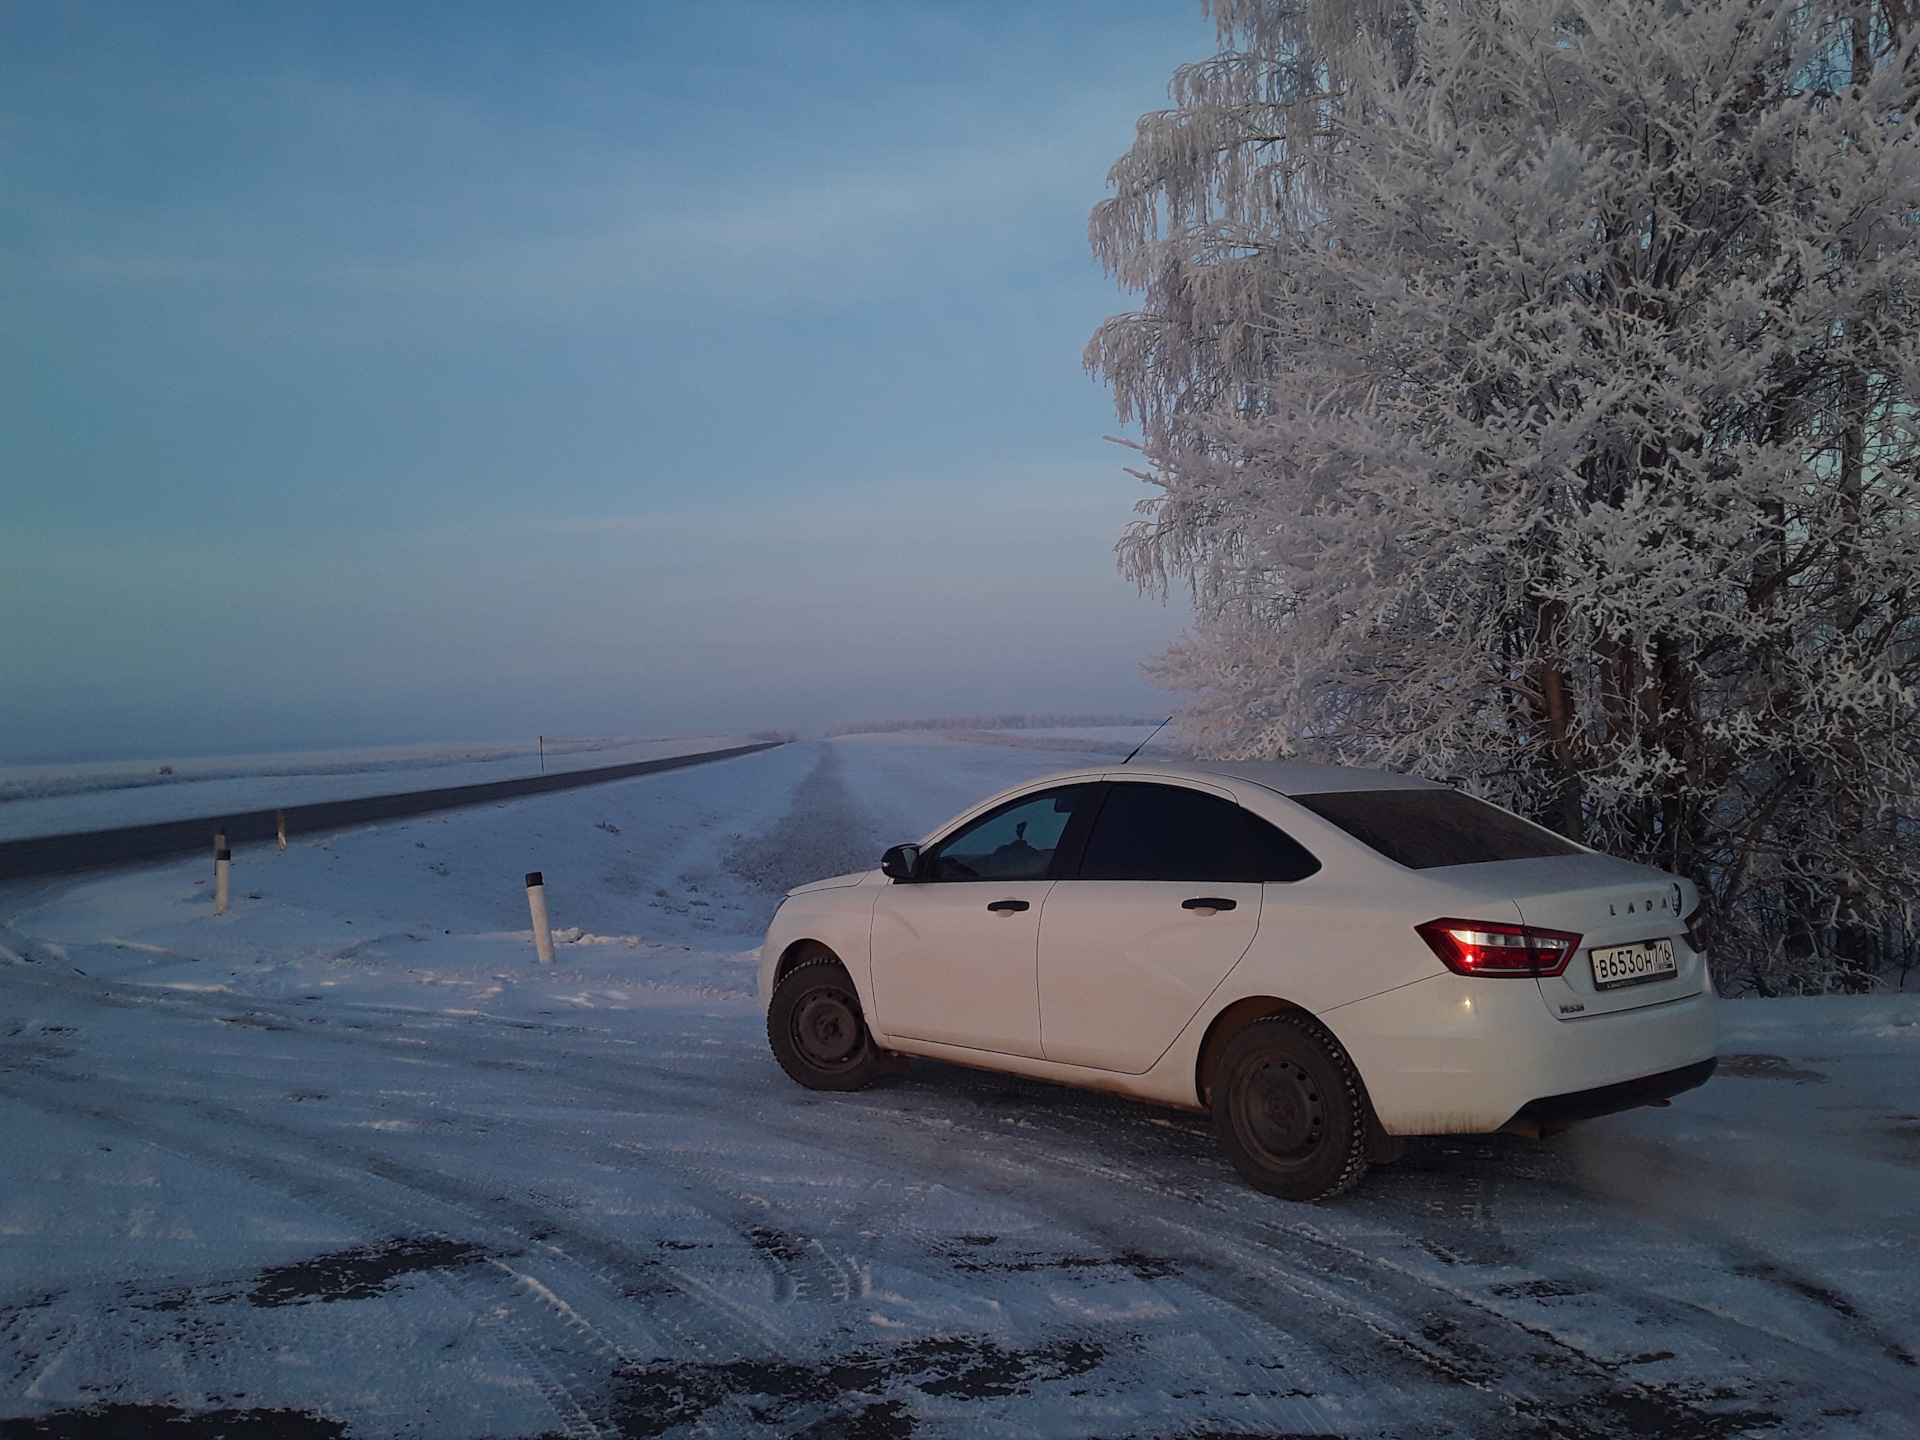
[1,733,1915,1438]
[0,734,755,843]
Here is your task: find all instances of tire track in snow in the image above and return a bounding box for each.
[0,1000,1867,1435]
[0,964,1182,1433]
[594,1060,1907,1437]
[0,1021,838,1437]
[1,952,1352,1434]
[39,1040,1760,1435]
[7,935,1917,1436]
[0,1076,647,1434]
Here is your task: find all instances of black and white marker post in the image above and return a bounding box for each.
[215,848,231,914]
[525,871,555,963]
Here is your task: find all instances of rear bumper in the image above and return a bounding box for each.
[1512,1056,1717,1127]
[1322,972,1719,1135]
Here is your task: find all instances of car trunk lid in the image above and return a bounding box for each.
[1432,854,1705,1019]
[1515,875,1704,1019]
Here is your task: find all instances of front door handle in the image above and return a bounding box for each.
[987,899,1030,914]
[1182,896,1237,912]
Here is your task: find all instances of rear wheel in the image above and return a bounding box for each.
[767,954,882,1091]
[1211,1013,1370,1202]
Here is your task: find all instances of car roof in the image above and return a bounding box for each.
[1115,758,1447,797]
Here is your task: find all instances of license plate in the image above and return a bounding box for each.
[1589,937,1677,990]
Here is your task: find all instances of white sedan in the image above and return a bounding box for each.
[756,760,1718,1201]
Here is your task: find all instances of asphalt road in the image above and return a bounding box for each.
[0,741,785,882]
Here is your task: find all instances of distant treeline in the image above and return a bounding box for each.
[825,714,1162,738]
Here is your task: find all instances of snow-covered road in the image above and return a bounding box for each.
[1,735,1915,1438]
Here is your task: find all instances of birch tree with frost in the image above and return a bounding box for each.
[1090,0,1920,992]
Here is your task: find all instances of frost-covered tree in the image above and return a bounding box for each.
[1090,0,1920,992]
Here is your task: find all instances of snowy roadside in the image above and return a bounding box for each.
[1,734,1915,1438]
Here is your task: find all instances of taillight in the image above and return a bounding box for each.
[1416,918,1583,977]
[1684,904,1709,954]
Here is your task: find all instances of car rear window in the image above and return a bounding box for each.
[1288,789,1583,869]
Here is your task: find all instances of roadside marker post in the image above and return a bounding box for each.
[526,871,555,963]
[277,811,287,851]
[215,849,231,914]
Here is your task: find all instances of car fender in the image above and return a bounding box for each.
[757,875,884,1015]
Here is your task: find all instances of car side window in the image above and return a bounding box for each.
[1075,782,1321,883]
[920,786,1091,882]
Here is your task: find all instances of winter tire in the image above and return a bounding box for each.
[1211,1012,1371,1202]
[767,954,882,1092]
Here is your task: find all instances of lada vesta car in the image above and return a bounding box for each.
[757,760,1718,1200]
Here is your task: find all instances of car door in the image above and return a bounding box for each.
[868,784,1092,1059]
[1037,780,1320,1073]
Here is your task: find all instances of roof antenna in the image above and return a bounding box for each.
[1121,716,1174,765]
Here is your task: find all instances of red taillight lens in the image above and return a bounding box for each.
[1416,918,1583,977]
[1684,904,1709,954]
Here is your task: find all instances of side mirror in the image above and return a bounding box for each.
[880,844,921,882]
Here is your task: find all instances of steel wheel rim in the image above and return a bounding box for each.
[792,986,863,1067]
[1241,1057,1324,1162]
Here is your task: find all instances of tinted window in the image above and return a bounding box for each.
[1289,789,1582,869]
[922,786,1090,881]
[1075,783,1321,883]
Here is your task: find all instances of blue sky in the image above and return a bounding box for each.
[0,1,1210,760]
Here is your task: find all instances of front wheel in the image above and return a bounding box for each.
[1211,1013,1371,1202]
[767,954,882,1091]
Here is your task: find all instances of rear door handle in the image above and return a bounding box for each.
[987,899,1030,914]
[1182,896,1237,912]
